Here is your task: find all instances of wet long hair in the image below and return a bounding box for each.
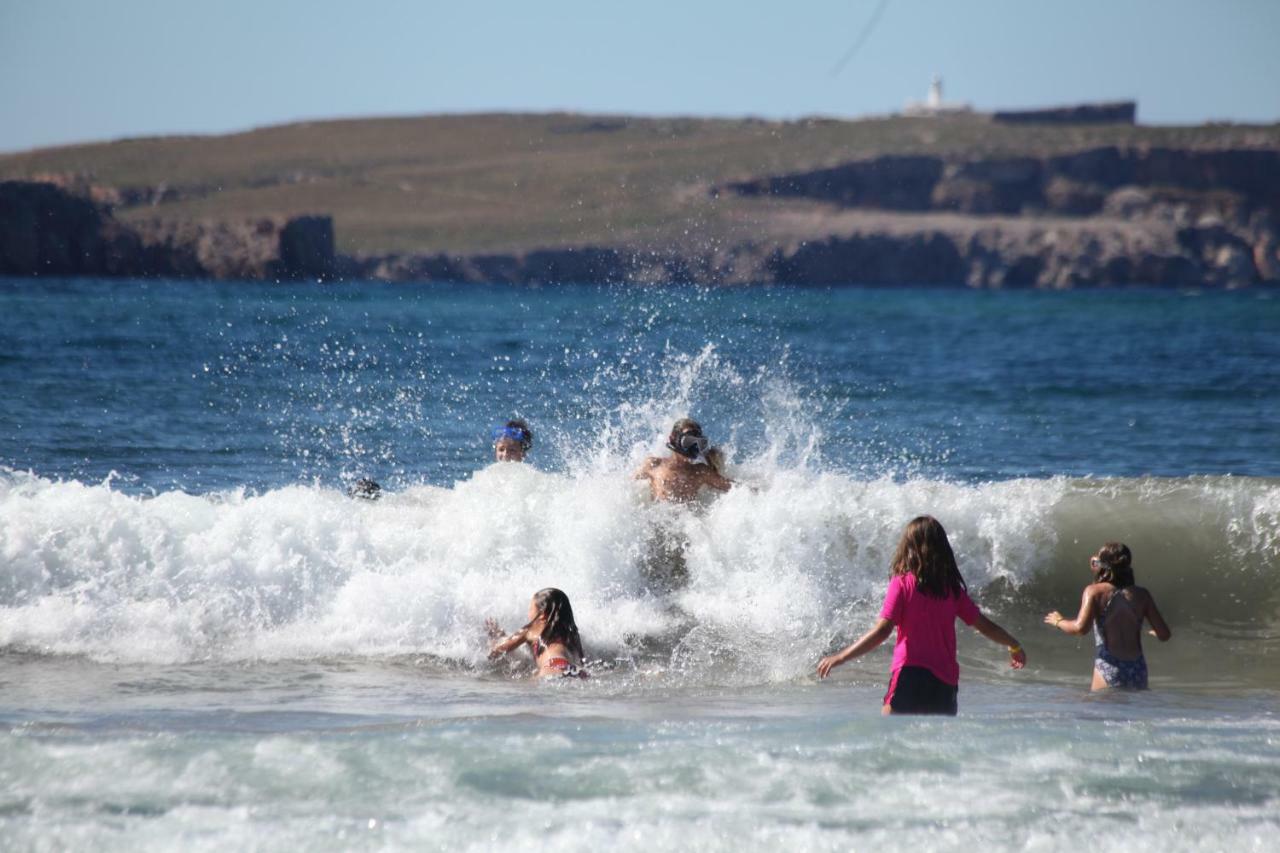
[525,587,585,662]
[1094,542,1135,588]
[890,516,968,599]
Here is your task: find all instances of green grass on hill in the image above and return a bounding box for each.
[3,112,1278,255]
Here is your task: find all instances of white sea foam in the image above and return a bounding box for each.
[3,467,1277,673]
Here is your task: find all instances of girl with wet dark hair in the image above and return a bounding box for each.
[818,516,1026,715]
[1045,542,1171,690]
[486,588,587,678]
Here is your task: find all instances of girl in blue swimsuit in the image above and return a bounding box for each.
[1045,543,1172,690]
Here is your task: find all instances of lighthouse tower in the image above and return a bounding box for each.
[927,74,943,110]
[904,74,972,116]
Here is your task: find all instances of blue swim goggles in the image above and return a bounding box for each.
[492,425,532,448]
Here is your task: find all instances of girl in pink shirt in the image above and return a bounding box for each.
[817,515,1026,715]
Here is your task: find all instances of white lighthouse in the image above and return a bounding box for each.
[904,74,972,116]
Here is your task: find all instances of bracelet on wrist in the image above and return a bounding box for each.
[1008,644,1023,654]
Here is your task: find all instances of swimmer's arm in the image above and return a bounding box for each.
[1144,594,1172,641]
[702,469,734,492]
[972,614,1027,669]
[817,618,894,678]
[488,625,531,660]
[1046,587,1097,636]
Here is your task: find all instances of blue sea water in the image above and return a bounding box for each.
[1,278,1279,851]
[3,280,1277,491]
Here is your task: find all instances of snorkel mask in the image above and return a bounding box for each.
[492,424,533,450]
[670,431,709,459]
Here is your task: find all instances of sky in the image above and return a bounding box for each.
[2,0,1278,153]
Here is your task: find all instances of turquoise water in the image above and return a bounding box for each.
[2,279,1279,850]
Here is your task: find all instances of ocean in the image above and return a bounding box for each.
[1,278,1278,851]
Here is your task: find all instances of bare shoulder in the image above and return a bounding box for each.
[634,457,662,479]
[1083,582,1113,604]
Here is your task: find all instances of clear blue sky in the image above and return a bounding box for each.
[2,0,1278,153]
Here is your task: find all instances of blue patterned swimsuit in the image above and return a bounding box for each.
[1093,590,1148,689]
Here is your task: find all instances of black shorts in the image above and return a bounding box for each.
[885,666,958,715]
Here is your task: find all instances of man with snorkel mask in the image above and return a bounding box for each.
[493,419,533,463]
[634,418,733,502]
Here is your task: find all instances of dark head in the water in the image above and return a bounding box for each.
[348,478,382,500]
[526,587,584,661]
[890,515,968,599]
[667,417,709,459]
[1091,542,1135,588]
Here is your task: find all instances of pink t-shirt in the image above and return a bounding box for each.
[878,573,981,686]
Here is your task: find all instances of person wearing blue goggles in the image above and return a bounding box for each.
[493,419,533,463]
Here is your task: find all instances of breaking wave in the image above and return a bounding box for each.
[3,466,1277,686]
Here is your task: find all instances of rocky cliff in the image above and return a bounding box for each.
[345,214,1267,290]
[712,146,1280,287]
[0,181,335,280]
[3,136,1279,289]
[721,147,1280,217]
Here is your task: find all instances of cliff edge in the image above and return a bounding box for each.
[2,113,1278,287]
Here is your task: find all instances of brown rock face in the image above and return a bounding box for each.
[1043,177,1107,216]
[766,232,965,286]
[706,146,1280,288]
[727,157,945,211]
[4,164,1278,289]
[0,181,335,281]
[719,148,1280,218]
[131,218,283,279]
[0,181,112,275]
[279,216,335,279]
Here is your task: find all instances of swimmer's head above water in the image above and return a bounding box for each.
[347,478,382,500]
[485,586,587,676]
[1090,542,1135,587]
[667,418,709,460]
[493,419,533,462]
[527,587,583,657]
[891,515,968,600]
[634,417,733,502]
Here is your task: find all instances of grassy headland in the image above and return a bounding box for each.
[2,112,1277,257]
